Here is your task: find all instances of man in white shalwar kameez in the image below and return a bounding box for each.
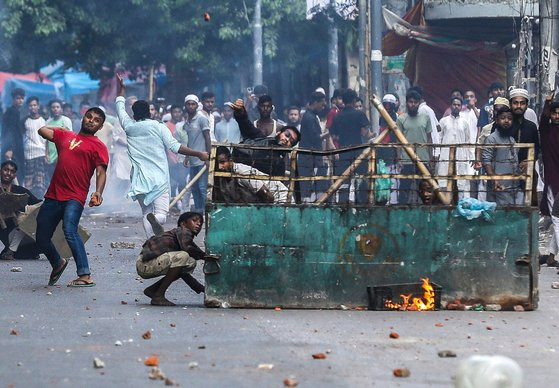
[437,97,474,198]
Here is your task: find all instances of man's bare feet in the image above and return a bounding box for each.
[150,297,176,306]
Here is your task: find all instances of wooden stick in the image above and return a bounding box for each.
[368,146,376,204]
[524,145,535,206]
[315,128,390,204]
[287,149,298,203]
[205,146,218,207]
[370,95,449,205]
[445,145,456,197]
[169,164,208,209]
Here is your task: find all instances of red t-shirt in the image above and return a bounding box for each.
[45,128,109,206]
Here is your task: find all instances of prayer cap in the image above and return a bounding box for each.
[509,88,529,100]
[493,97,510,107]
[382,94,397,104]
[184,94,199,103]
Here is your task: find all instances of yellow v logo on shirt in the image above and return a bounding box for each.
[69,138,83,150]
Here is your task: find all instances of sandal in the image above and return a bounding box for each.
[67,277,96,287]
[48,259,69,286]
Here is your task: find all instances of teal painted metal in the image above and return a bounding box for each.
[204,205,538,310]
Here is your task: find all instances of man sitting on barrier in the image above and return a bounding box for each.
[482,106,524,205]
[137,212,206,306]
[215,146,289,203]
[231,99,300,176]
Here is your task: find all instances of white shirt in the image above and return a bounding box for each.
[418,102,440,157]
[23,116,46,160]
[233,163,289,203]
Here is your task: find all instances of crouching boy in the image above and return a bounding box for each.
[137,212,205,306]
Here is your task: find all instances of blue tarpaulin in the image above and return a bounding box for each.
[1,78,57,111]
[51,72,100,101]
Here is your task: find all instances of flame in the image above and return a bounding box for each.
[383,278,436,311]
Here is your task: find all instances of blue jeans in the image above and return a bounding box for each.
[36,199,90,276]
[189,164,208,213]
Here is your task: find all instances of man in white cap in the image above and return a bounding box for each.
[174,94,211,214]
[509,87,540,205]
[115,76,209,237]
[379,94,399,204]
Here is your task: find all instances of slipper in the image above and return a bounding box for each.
[67,278,96,287]
[48,259,69,286]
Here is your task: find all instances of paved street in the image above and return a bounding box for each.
[1,211,559,387]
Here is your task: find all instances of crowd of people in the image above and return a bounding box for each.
[1,74,559,302]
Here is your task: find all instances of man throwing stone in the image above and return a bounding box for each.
[115,75,209,237]
[36,107,109,287]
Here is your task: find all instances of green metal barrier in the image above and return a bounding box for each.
[204,204,538,310]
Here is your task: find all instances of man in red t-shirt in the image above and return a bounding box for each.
[36,107,109,287]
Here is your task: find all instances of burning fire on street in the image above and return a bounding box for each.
[383,278,437,311]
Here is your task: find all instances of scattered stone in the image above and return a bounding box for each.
[486,326,493,330]
[354,306,364,311]
[284,378,299,387]
[258,363,274,370]
[188,361,199,369]
[46,291,53,296]
[120,301,128,305]
[393,368,411,377]
[312,353,327,359]
[221,302,230,308]
[198,345,206,349]
[144,355,159,366]
[435,323,444,327]
[93,357,105,369]
[110,241,135,249]
[274,307,282,311]
[438,350,457,358]
[114,340,123,346]
[148,366,165,380]
[389,332,400,339]
[10,267,22,272]
[552,282,559,289]
[170,323,176,328]
[10,329,19,335]
[485,304,502,311]
[164,378,175,386]
[325,349,332,354]
[514,305,525,312]
[82,332,91,337]
[142,330,152,340]
[65,349,71,353]
[340,305,349,310]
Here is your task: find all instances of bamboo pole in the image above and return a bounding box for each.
[368,145,376,204]
[524,145,535,206]
[148,64,155,101]
[445,146,456,200]
[169,164,208,209]
[205,146,217,207]
[287,149,298,203]
[370,95,449,205]
[315,128,390,204]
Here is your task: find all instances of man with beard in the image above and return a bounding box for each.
[35,107,109,287]
[539,92,559,266]
[509,88,540,205]
[285,106,301,128]
[482,106,523,205]
[232,99,300,176]
[1,88,26,182]
[395,89,433,204]
[298,91,327,201]
[437,97,473,198]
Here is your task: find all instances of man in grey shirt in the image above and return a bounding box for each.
[174,94,211,214]
[482,106,523,205]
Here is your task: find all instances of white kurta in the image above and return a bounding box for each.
[437,114,474,196]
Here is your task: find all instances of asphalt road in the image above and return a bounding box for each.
[1,211,558,387]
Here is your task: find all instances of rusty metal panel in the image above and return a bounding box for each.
[204,205,538,310]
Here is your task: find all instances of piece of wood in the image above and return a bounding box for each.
[368,146,376,204]
[206,147,218,208]
[445,146,456,203]
[287,149,298,203]
[370,95,449,205]
[524,145,535,206]
[169,164,208,209]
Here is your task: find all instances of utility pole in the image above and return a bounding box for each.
[358,0,368,108]
[370,0,383,133]
[253,0,263,86]
[328,0,339,98]
[540,0,558,104]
